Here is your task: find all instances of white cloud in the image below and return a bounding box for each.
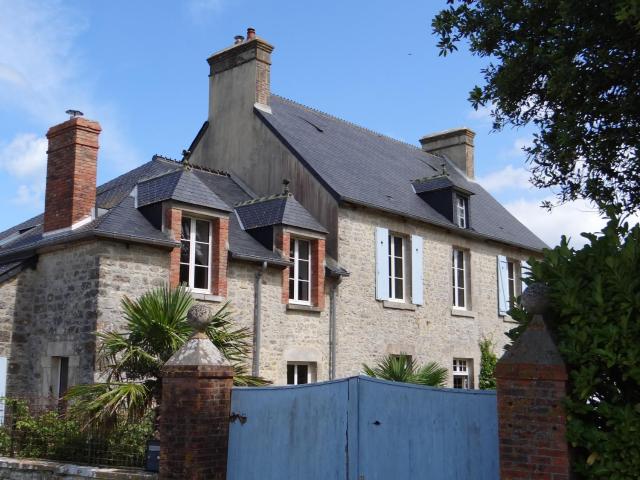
[477,164,531,193]
[467,103,492,122]
[13,183,45,207]
[504,197,609,248]
[0,133,47,177]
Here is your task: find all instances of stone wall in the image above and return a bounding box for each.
[2,240,170,397]
[0,276,17,358]
[0,457,156,479]
[335,204,537,387]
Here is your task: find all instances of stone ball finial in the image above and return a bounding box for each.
[521,282,551,315]
[187,304,212,332]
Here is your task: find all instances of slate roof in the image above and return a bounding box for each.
[0,156,295,268]
[235,194,328,233]
[257,95,547,251]
[137,169,231,212]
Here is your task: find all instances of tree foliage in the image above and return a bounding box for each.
[478,337,497,390]
[67,285,268,426]
[362,354,448,387]
[510,216,640,478]
[433,1,640,212]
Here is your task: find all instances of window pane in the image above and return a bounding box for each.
[195,220,210,243]
[289,279,295,299]
[287,365,295,385]
[457,250,464,266]
[454,377,463,389]
[195,242,209,266]
[298,260,309,281]
[180,240,190,263]
[394,237,403,257]
[297,365,309,384]
[457,288,465,308]
[395,279,403,299]
[299,281,309,301]
[394,257,403,277]
[457,267,465,288]
[181,218,191,240]
[179,264,189,284]
[289,265,295,281]
[298,240,310,260]
[289,240,295,259]
[194,266,208,289]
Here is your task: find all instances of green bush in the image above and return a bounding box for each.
[0,398,153,467]
[478,338,497,390]
[510,216,640,478]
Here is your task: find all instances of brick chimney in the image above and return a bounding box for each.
[44,114,101,234]
[420,128,475,178]
[206,27,274,118]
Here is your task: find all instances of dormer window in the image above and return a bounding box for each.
[456,195,468,228]
[180,216,212,292]
[289,237,311,304]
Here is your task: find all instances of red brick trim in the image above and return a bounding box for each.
[311,239,325,309]
[165,207,183,288]
[211,217,229,297]
[276,230,291,304]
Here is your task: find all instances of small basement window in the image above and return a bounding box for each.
[287,362,316,385]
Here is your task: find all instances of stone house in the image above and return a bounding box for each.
[0,28,545,399]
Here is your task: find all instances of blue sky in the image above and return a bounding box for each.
[0,0,613,246]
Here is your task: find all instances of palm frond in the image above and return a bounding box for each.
[414,361,448,387]
[363,354,447,387]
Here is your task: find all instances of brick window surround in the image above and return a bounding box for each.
[166,207,228,297]
[276,230,325,309]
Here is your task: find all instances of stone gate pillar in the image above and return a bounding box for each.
[496,284,571,480]
[159,304,234,480]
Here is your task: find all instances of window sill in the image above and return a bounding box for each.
[383,301,416,311]
[286,304,322,313]
[191,292,224,303]
[501,314,518,323]
[451,308,476,318]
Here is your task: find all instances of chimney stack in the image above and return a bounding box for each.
[419,128,475,178]
[43,113,101,234]
[206,27,274,115]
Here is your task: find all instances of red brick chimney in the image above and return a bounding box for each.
[44,114,101,233]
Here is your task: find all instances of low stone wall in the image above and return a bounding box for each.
[0,457,157,480]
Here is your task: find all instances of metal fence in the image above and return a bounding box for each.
[0,397,153,468]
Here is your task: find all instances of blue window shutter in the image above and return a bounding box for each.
[375,227,389,300]
[0,357,7,424]
[411,234,424,305]
[521,260,530,292]
[498,255,509,316]
[497,255,509,316]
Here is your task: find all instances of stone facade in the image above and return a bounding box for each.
[334,204,532,386]
[0,241,169,398]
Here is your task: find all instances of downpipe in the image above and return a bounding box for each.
[252,261,267,377]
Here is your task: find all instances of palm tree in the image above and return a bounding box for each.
[362,354,448,387]
[66,285,268,426]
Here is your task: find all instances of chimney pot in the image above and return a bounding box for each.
[246,27,256,40]
[234,35,244,45]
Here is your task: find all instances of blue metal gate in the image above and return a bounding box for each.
[227,376,498,480]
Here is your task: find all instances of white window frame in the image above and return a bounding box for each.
[456,195,467,228]
[452,358,472,389]
[507,260,518,308]
[287,362,315,385]
[289,237,312,305]
[452,248,468,309]
[388,234,406,302]
[180,216,212,293]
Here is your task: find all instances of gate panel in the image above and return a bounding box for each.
[227,379,350,480]
[357,377,499,480]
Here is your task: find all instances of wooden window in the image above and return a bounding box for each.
[452,358,472,389]
[452,248,468,309]
[287,363,315,385]
[180,216,212,292]
[388,234,406,301]
[455,195,467,228]
[289,238,311,304]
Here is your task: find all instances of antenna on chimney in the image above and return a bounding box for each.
[282,178,290,195]
[65,109,84,119]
